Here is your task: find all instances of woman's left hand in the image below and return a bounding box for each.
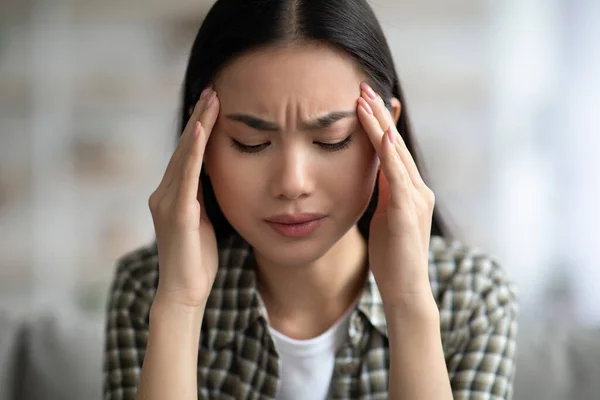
[356,82,437,313]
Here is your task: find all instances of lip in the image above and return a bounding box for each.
[264,213,327,238]
[265,213,327,224]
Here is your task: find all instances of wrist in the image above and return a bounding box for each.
[383,292,440,326]
[151,291,207,321]
[154,283,211,309]
[385,304,441,352]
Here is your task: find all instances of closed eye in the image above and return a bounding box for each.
[230,135,354,154]
[315,135,354,151]
[230,139,269,154]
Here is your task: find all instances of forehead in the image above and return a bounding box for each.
[214,42,365,108]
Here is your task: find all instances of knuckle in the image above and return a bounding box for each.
[149,192,174,226]
[422,187,436,207]
[148,191,160,212]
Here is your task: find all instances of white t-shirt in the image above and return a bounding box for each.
[269,306,355,400]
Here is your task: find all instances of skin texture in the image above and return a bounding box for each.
[138,42,452,400]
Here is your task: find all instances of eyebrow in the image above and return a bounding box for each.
[225,110,356,132]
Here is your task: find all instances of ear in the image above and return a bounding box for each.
[389,97,402,124]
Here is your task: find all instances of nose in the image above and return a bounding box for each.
[270,146,315,200]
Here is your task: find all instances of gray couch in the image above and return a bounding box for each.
[1,310,600,400]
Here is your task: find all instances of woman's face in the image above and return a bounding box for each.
[205,43,380,267]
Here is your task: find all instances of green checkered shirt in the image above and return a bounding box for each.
[103,235,518,399]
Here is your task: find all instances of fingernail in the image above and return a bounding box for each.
[358,97,373,115]
[387,127,395,145]
[200,87,212,101]
[362,83,377,100]
[206,90,217,106]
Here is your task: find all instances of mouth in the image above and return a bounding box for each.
[264,213,327,238]
[265,213,327,224]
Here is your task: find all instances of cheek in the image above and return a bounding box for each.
[353,149,380,216]
[204,137,253,217]
[326,142,379,206]
[352,134,379,183]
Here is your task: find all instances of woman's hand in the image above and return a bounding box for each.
[148,86,220,309]
[356,82,437,314]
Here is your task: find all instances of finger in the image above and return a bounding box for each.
[198,90,220,134]
[374,168,391,215]
[359,82,426,188]
[183,90,220,185]
[378,126,414,210]
[390,124,427,189]
[177,91,220,204]
[357,102,412,209]
[161,87,213,189]
[171,89,212,169]
[357,96,385,152]
[176,121,205,204]
[177,88,219,176]
[359,82,396,139]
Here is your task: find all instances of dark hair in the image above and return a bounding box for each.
[179,0,449,244]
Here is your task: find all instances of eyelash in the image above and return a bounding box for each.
[230,135,354,154]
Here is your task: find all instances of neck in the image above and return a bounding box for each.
[254,225,368,340]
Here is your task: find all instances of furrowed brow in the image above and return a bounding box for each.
[225,110,355,132]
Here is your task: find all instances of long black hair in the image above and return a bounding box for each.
[178,0,449,244]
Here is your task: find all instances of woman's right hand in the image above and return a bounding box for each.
[148,86,220,309]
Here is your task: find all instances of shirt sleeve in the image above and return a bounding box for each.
[443,256,519,400]
[102,248,157,400]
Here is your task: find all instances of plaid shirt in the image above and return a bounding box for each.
[103,234,518,399]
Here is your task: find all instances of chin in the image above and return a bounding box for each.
[252,234,330,267]
[258,243,329,268]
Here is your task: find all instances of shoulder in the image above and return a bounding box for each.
[428,236,518,348]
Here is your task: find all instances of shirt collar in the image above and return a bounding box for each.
[202,235,268,350]
[356,272,387,338]
[203,235,388,350]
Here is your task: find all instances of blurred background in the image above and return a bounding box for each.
[0,0,599,399]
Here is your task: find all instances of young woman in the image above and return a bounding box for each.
[103,0,518,399]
